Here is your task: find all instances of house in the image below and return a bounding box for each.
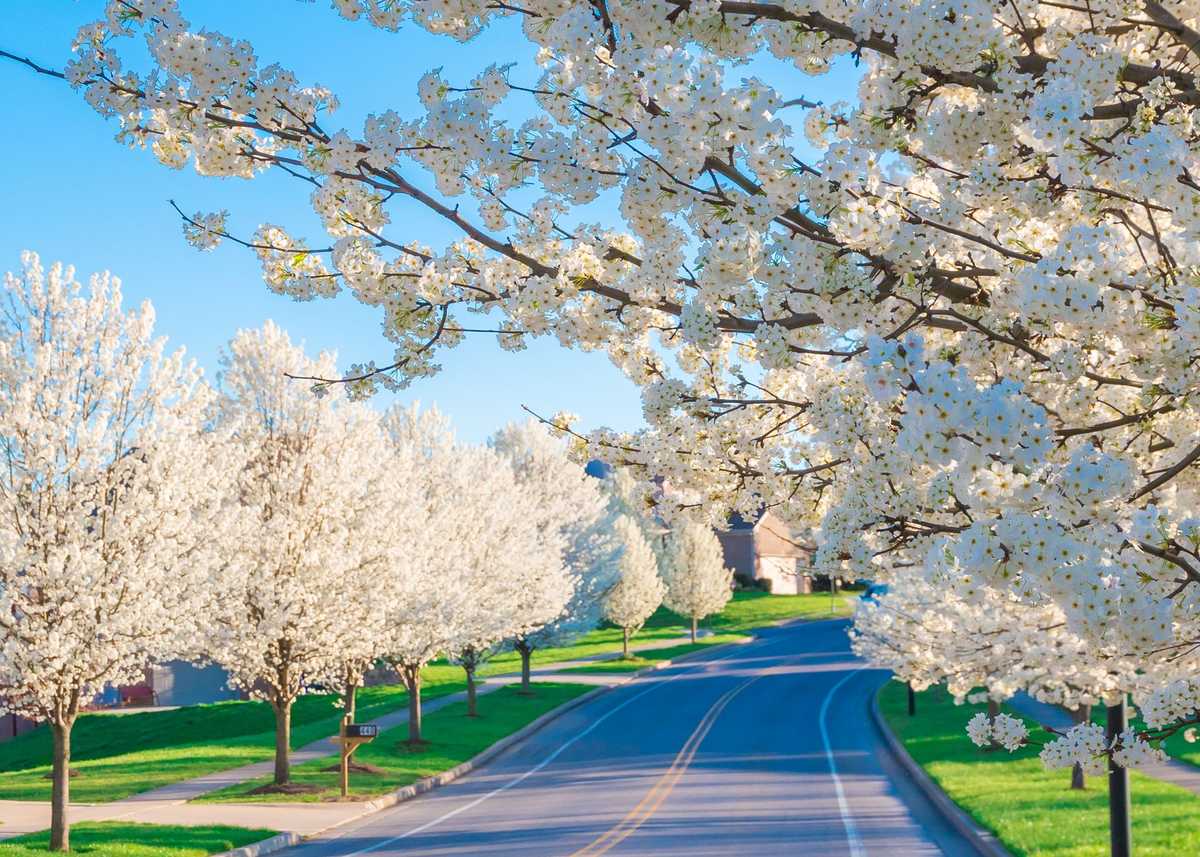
[145,661,239,707]
[717,510,814,594]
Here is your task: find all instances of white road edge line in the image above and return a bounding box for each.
[333,641,759,857]
[819,666,867,857]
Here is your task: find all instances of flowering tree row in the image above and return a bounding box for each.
[0,254,618,849]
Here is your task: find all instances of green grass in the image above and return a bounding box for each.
[0,823,275,856]
[0,592,846,805]
[434,590,853,679]
[880,682,1200,856]
[559,634,746,673]
[197,682,593,803]
[0,678,465,803]
[701,590,853,632]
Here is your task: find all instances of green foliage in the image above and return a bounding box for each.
[879,682,1200,856]
[197,683,593,803]
[0,823,274,856]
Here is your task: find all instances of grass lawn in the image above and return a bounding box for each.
[0,678,465,803]
[880,681,1200,856]
[701,590,853,633]
[559,634,747,673]
[197,682,593,803]
[433,590,854,679]
[0,823,275,856]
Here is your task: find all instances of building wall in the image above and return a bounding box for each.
[716,529,756,578]
[149,662,239,707]
[0,712,36,743]
[756,555,807,594]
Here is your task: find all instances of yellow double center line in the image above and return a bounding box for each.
[569,674,762,856]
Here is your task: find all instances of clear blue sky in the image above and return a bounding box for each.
[0,2,857,442]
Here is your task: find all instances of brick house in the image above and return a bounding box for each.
[717,510,814,594]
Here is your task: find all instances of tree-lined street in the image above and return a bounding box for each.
[5,0,1200,853]
[271,620,976,857]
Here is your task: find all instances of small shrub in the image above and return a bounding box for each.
[732,572,755,590]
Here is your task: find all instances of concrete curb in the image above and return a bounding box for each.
[216,832,301,857]
[211,682,616,857]
[869,689,1013,857]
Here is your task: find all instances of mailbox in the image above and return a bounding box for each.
[344,723,379,739]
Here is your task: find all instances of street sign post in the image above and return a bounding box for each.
[335,719,379,798]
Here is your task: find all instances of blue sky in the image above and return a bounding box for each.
[0,2,857,442]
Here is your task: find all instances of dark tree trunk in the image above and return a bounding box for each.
[272,700,292,785]
[690,615,697,643]
[50,719,72,851]
[517,640,533,694]
[622,626,630,658]
[907,682,916,716]
[1071,704,1091,790]
[465,665,478,717]
[986,699,1001,750]
[520,650,532,691]
[402,664,423,744]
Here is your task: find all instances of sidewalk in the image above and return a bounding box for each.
[1008,694,1200,796]
[0,633,715,841]
[0,671,624,840]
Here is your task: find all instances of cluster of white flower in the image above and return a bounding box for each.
[1041,722,1110,777]
[181,210,227,250]
[1041,721,1165,775]
[29,0,1200,770]
[965,711,1028,752]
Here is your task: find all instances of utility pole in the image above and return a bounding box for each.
[1106,697,1132,857]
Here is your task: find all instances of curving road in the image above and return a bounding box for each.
[279,619,982,856]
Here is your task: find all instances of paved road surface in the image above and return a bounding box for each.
[278,619,983,856]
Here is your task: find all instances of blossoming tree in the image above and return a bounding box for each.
[662,519,733,642]
[605,515,666,657]
[491,420,618,691]
[13,0,1200,765]
[205,322,394,789]
[851,572,1153,787]
[379,406,568,735]
[0,253,230,850]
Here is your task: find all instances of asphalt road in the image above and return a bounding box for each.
[280,619,983,856]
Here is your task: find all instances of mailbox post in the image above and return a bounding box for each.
[335,718,379,798]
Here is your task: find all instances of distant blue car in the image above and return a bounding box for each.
[860,583,890,602]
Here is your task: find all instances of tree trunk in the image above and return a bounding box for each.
[403,665,423,744]
[690,615,697,643]
[465,665,477,717]
[519,645,532,694]
[907,682,916,717]
[49,719,72,852]
[986,699,1001,750]
[343,673,357,723]
[272,700,292,785]
[1071,704,1091,790]
[622,626,630,658]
